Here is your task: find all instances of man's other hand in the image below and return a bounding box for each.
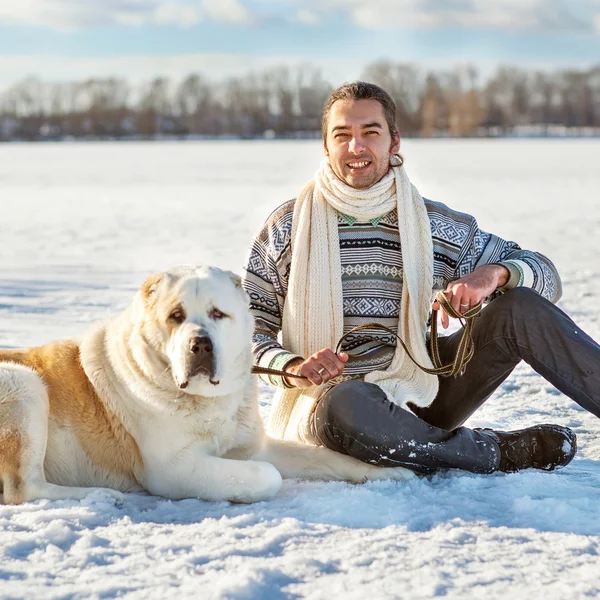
[284,349,349,388]
[432,264,510,329]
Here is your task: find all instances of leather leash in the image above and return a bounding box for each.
[251,291,482,381]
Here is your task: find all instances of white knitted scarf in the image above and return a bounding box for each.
[267,158,439,442]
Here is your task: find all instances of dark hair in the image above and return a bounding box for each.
[321,81,397,141]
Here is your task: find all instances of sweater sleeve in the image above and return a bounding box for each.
[241,201,303,388]
[454,213,562,303]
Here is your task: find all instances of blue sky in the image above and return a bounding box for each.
[0,0,599,87]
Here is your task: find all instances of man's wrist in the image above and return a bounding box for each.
[494,264,511,288]
[282,357,305,388]
[490,261,528,291]
[258,349,303,388]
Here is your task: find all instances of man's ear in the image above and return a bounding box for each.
[391,130,400,155]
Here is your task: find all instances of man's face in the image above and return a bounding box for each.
[324,98,400,189]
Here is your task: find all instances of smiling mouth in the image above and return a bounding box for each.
[347,160,371,170]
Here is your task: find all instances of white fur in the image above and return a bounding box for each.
[0,266,414,505]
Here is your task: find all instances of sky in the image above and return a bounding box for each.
[0,0,599,88]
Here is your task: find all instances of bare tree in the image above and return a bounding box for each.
[296,66,332,133]
[420,73,449,137]
[1,61,599,141]
[176,74,214,134]
[136,77,171,137]
[361,61,422,134]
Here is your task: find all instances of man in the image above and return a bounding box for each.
[242,81,599,475]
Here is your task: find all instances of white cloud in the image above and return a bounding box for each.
[349,3,439,29]
[0,53,360,90]
[302,0,599,34]
[154,3,202,27]
[0,0,252,30]
[202,0,253,24]
[0,0,595,33]
[296,9,320,25]
[0,0,117,31]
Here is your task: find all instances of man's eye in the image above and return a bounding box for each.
[210,308,226,320]
[169,310,185,324]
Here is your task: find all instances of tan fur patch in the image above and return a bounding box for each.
[140,282,185,345]
[0,344,144,487]
[141,271,173,308]
[0,431,25,504]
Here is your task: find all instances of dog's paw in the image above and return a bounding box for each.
[386,466,416,481]
[230,461,283,503]
[365,465,416,482]
[97,488,126,505]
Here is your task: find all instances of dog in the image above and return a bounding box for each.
[0,266,413,505]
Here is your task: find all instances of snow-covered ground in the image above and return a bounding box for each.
[0,139,599,599]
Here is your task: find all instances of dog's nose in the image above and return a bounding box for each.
[186,334,217,385]
[190,335,213,355]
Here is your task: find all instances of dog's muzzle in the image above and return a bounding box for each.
[178,335,218,388]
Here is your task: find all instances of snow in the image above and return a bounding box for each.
[0,139,599,599]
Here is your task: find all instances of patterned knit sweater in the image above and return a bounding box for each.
[242,198,562,388]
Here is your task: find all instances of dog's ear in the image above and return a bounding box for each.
[228,272,242,289]
[140,272,164,305]
[227,271,251,305]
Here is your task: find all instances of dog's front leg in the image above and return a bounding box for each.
[254,437,415,483]
[145,446,283,503]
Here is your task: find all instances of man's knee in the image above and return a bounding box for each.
[484,287,549,326]
[495,286,542,308]
[317,380,376,422]
[313,380,385,442]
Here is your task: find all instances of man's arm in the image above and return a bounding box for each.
[427,199,562,327]
[454,222,562,303]
[241,201,303,388]
[242,201,349,390]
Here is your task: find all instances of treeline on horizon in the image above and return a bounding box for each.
[1,60,599,141]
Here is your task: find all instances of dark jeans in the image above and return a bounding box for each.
[310,288,600,473]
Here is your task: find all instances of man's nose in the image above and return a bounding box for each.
[348,135,365,153]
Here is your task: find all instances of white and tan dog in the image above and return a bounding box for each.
[0,266,413,505]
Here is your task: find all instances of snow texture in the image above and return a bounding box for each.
[0,139,599,599]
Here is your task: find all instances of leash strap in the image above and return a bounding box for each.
[250,366,307,379]
[335,292,481,377]
[251,291,481,381]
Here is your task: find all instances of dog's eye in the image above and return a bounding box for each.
[169,310,185,324]
[210,308,226,320]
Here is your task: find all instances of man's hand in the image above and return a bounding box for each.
[284,349,349,388]
[432,264,510,329]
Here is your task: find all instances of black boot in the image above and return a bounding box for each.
[479,425,577,472]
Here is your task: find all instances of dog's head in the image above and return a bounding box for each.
[133,266,254,397]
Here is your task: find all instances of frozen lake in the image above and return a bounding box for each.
[0,139,600,598]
